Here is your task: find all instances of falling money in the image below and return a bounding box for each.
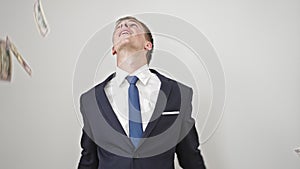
[295,147,300,157]
[34,0,50,37]
[0,39,12,81]
[7,37,32,76]
[0,37,32,81]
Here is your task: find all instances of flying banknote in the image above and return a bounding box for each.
[0,36,32,82]
[34,0,50,37]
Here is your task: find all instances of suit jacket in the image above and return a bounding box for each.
[78,69,206,169]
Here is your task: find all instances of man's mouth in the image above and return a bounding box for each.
[119,30,131,37]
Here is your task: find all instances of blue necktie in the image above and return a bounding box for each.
[126,76,143,148]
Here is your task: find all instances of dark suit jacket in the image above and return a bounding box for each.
[78,69,206,169]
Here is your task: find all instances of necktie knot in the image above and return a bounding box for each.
[126,76,138,85]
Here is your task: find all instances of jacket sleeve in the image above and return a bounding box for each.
[175,87,206,169]
[78,95,99,169]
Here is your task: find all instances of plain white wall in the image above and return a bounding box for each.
[0,0,300,169]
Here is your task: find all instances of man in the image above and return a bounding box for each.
[78,16,206,169]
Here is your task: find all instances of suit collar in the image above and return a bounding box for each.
[95,69,173,150]
[95,73,128,137]
[136,69,173,149]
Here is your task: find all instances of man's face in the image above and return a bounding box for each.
[112,19,149,55]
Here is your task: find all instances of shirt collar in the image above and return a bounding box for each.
[115,64,151,86]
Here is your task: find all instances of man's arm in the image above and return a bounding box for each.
[78,130,99,169]
[176,125,206,169]
[78,95,99,169]
[175,87,206,169]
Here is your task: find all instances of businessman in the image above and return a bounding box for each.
[78,16,206,169]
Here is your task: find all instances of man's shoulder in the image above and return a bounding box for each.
[80,72,116,99]
[150,69,193,92]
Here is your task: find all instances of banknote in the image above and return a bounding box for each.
[6,37,32,76]
[295,147,300,157]
[34,0,50,37]
[0,39,12,81]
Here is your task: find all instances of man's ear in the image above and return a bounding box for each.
[112,46,117,55]
[144,41,152,51]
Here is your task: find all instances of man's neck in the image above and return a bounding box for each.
[116,50,148,74]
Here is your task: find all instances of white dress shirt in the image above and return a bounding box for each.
[104,65,161,136]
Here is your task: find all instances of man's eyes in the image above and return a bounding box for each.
[129,23,138,27]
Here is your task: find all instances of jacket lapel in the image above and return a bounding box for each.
[136,69,173,148]
[95,73,128,136]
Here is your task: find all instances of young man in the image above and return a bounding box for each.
[78,16,206,169]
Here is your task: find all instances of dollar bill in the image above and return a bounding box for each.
[34,0,50,37]
[295,147,300,157]
[0,39,12,81]
[6,37,32,76]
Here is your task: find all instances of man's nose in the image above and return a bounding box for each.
[120,23,129,28]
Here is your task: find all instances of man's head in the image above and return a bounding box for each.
[112,16,154,64]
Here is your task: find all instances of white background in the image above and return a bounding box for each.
[0,0,300,169]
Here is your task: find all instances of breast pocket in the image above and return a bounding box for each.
[150,114,179,136]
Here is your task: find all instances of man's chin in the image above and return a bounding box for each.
[114,39,131,50]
